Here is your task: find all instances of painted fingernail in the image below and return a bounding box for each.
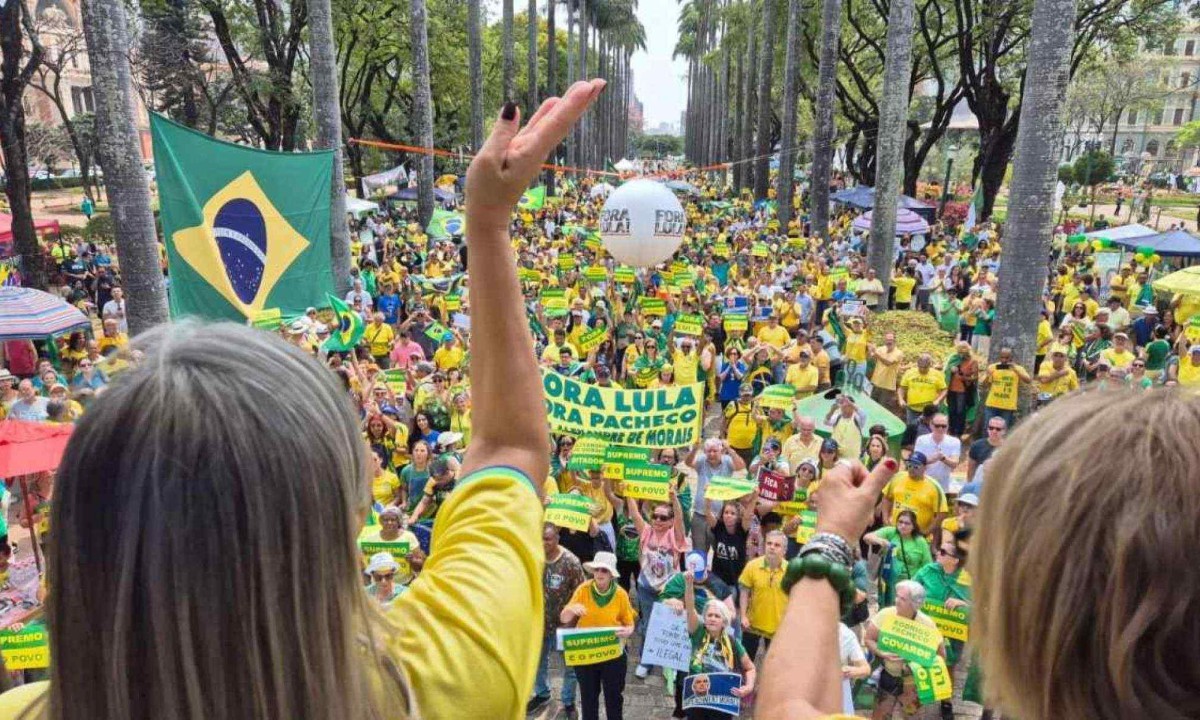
[883,458,898,472]
[501,101,517,121]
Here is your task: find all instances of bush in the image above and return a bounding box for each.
[83,213,115,245]
[941,201,968,229]
[29,176,87,192]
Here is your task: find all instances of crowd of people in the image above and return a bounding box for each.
[4,110,1200,719]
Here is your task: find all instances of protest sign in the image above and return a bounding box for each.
[544,493,594,532]
[752,304,772,322]
[756,468,795,503]
[567,436,609,471]
[877,613,943,666]
[671,260,689,274]
[543,371,704,448]
[674,313,705,336]
[776,494,809,515]
[424,322,449,342]
[541,288,569,312]
[841,299,865,317]
[614,266,636,284]
[0,622,49,670]
[793,509,818,542]
[640,603,692,672]
[583,235,602,252]
[704,476,756,501]
[558,255,578,271]
[911,656,954,704]
[584,266,608,282]
[922,602,970,642]
[557,627,623,666]
[639,296,667,316]
[577,327,609,354]
[518,267,543,283]
[452,312,471,330]
[444,293,462,312]
[751,242,769,258]
[383,368,407,393]
[682,672,741,716]
[358,536,413,579]
[620,463,672,501]
[724,296,749,313]
[712,242,731,257]
[723,314,748,333]
[758,384,795,410]
[601,445,653,480]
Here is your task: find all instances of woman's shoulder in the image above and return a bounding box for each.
[0,681,47,717]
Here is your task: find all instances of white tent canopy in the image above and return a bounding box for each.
[613,158,637,172]
[360,164,408,196]
[589,182,615,198]
[346,196,380,217]
[1083,223,1156,240]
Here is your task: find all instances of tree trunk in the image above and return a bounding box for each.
[0,0,45,290]
[546,0,558,189]
[468,0,484,150]
[974,121,1018,219]
[81,0,169,332]
[810,0,842,240]
[503,0,515,100]
[309,0,352,296]
[576,0,587,168]
[753,0,777,200]
[732,49,744,190]
[410,0,435,227]
[993,0,1078,377]
[566,0,576,168]
[742,21,758,193]
[866,0,914,296]
[528,0,538,112]
[776,0,802,226]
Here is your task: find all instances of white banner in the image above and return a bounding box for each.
[640,602,692,672]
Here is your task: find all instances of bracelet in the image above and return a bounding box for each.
[803,533,854,568]
[781,552,856,618]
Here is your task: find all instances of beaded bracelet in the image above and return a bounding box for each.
[780,552,857,617]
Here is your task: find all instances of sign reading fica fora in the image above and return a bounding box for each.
[542,370,704,448]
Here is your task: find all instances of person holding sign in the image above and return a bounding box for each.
[0,80,607,720]
[914,538,972,720]
[626,488,689,678]
[560,552,637,720]
[529,524,585,716]
[358,507,420,585]
[864,581,946,720]
[364,552,406,608]
[680,573,756,719]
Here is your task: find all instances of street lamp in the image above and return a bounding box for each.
[939,145,959,217]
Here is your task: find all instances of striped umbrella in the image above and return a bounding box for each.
[0,286,91,341]
[851,207,931,236]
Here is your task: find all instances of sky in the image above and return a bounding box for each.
[630,0,688,129]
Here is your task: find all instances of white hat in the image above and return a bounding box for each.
[584,551,620,578]
[365,551,400,576]
[957,493,980,507]
[438,431,464,448]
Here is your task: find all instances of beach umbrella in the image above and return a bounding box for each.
[0,286,91,341]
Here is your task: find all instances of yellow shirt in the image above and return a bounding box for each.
[871,346,905,391]
[785,363,819,397]
[364,323,395,358]
[371,470,402,505]
[843,330,869,364]
[672,350,700,385]
[724,401,758,450]
[1179,355,1200,388]
[567,581,637,629]
[883,472,949,534]
[578,481,613,524]
[433,345,466,371]
[97,333,128,354]
[0,466,544,720]
[1100,347,1135,370]
[738,556,788,637]
[900,368,946,410]
[1036,360,1079,397]
[892,276,917,304]
[985,364,1027,411]
[782,433,822,472]
[756,324,791,349]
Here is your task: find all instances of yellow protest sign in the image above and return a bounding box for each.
[877,613,944,666]
[921,602,969,642]
[0,623,50,671]
[542,371,704,448]
[705,476,756,501]
[911,656,953,703]
[545,493,594,532]
[558,628,624,666]
[620,463,672,501]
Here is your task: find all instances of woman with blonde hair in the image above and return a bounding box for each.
[753,390,1200,720]
[0,79,608,720]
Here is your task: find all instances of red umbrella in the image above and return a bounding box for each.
[0,419,72,573]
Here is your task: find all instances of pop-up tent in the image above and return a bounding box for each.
[1083,223,1155,240]
[0,419,73,572]
[0,213,61,257]
[851,208,931,236]
[1153,265,1200,295]
[1108,228,1200,258]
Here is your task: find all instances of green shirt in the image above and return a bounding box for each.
[877,526,933,582]
[1144,338,1171,371]
[689,626,747,674]
[912,562,972,604]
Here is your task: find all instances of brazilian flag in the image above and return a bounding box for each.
[519,185,546,211]
[426,208,464,239]
[151,114,335,321]
[324,293,364,352]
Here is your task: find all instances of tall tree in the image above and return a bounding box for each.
[503,0,515,99]
[741,6,757,192]
[309,0,352,294]
[468,0,484,149]
[567,0,577,166]
[992,0,1078,378]
[576,0,587,167]
[81,0,170,332]
[866,0,915,294]
[752,0,776,200]
[528,0,539,112]
[0,0,44,289]
[776,0,802,224]
[810,0,842,240]
[410,0,435,226]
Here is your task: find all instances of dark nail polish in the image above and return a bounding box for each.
[501,102,517,121]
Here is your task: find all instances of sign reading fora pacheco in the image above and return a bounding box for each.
[543,371,703,448]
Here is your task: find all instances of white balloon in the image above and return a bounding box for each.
[599,179,686,267]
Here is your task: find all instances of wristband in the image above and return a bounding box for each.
[781,549,856,618]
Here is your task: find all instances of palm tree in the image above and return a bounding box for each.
[992,0,1080,374]
[566,0,576,167]
[409,0,435,227]
[309,0,352,295]
[752,0,776,200]
[810,0,842,240]
[80,0,169,332]
[866,0,914,295]
[528,0,539,112]
[741,6,757,192]
[468,0,484,150]
[575,0,588,168]
[503,0,515,99]
[775,0,801,227]
[546,0,559,188]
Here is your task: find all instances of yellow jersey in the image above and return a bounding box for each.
[364,323,395,358]
[738,556,788,637]
[883,472,949,534]
[899,368,946,410]
[892,276,917,304]
[985,364,1026,411]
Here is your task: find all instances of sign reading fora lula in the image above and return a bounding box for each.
[543,370,704,448]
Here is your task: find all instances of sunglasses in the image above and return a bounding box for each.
[937,549,958,559]
[932,423,948,428]
[652,513,673,521]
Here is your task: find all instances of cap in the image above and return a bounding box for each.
[797,458,819,473]
[430,456,452,476]
[306,306,317,314]
[908,451,928,466]
[0,369,15,382]
[763,437,782,451]
[957,493,980,507]
[820,438,839,452]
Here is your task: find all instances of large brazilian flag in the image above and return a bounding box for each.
[151,114,335,321]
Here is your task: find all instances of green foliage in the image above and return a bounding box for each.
[83,213,116,245]
[632,134,683,156]
[1057,164,1075,185]
[1072,150,1115,187]
[1174,119,1200,149]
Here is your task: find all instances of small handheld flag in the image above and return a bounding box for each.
[324,294,364,351]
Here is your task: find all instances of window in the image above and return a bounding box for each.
[1175,108,1187,125]
[1127,109,1139,125]
[1146,140,1160,157]
[1164,39,1177,55]
[1184,72,1192,89]
[1121,138,1135,154]
[1187,39,1196,56]
[70,85,94,116]
[1153,109,1165,125]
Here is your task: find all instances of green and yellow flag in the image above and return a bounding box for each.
[151,114,335,321]
[426,208,465,239]
[324,293,364,351]
[519,185,546,210]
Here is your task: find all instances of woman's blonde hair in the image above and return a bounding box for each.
[46,323,414,719]
[974,390,1200,719]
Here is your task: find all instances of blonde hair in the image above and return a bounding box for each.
[47,323,414,719]
[974,390,1200,719]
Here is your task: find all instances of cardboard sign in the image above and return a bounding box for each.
[577,327,609,354]
[639,296,667,316]
[841,299,865,317]
[911,656,954,704]
[383,368,407,393]
[640,602,692,672]
[0,623,49,670]
[444,293,462,311]
[567,436,609,471]
[758,384,795,410]
[601,445,653,481]
[922,601,970,643]
[614,266,636,284]
[518,267,543,283]
[723,314,748,333]
[682,672,741,716]
[705,476,757,501]
[558,255,578,271]
[584,266,608,282]
[541,288,569,312]
[793,508,818,542]
[724,296,750,313]
[751,242,769,258]
[877,613,943,666]
[620,463,672,501]
[756,468,796,503]
[557,627,624,666]
[675,313,705,336]
[544,493,594,532]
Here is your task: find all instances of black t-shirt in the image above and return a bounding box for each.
[559,527,596,564]
[969,438,997,466]
[710,523,749,587]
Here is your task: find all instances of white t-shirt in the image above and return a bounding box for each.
[838,622,866,666]
[913,433,962,491]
